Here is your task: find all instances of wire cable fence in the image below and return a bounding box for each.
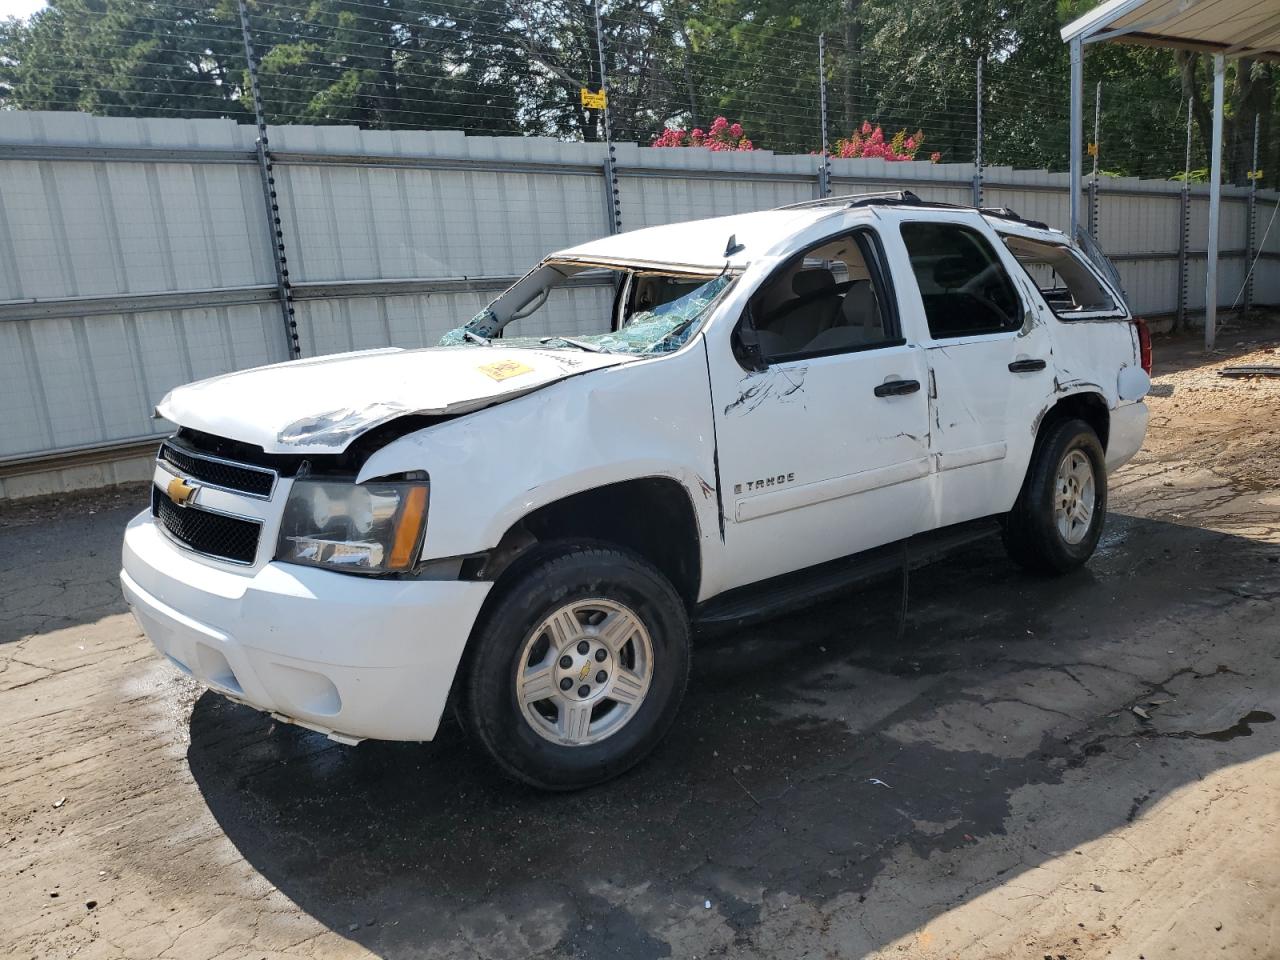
[2,0,1275,190]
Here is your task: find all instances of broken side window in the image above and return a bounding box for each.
[999,234,1121,318]
[437,264,732,356]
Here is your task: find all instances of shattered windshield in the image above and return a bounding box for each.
[439,269,733,356]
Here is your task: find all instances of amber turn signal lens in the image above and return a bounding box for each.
[387,485,429,571]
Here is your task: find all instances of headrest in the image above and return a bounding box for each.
[792,268,836,297]
[841,280,877,325]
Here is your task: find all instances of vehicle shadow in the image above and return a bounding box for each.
[185,513,1280,959]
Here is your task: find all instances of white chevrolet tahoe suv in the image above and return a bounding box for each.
[121,191,1151,790]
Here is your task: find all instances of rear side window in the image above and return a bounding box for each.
[900,222,1023,338]
[1000,235,1119,317]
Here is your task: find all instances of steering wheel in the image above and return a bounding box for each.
[972,289,1012,325]
[958,261,1004,295]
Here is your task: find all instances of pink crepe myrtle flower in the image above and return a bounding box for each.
[647,118,755,152]
[835,121,932,162]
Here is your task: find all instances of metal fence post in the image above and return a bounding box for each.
[1087,81,1101,239]
[1205,53,1225,351]
[972,56,983,208]
[1245,112,1260,318]
[1176,99,1192,330]
[592,0,622,234]
[236,0,300,360]
[817,34,831,198]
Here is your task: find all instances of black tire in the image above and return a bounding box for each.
[456,540,690,791]
[1003,418,1107,574]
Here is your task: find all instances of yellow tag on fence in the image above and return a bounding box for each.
[1087,143,1099,157]
[478,360,534,382]
[580,88,607,110]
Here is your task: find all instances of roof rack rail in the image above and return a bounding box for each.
[778,192,1057,233]
[777,190,937,211]
[977,206,1050,231]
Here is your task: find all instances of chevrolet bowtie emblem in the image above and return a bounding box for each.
[166,476,199,506]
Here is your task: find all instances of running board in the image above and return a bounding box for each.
[694,517,1001,630]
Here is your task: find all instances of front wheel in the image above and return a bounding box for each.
[1003,418,1107,574]
[456,542,690,790]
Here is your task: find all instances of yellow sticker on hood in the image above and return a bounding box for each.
[478,359,534,382]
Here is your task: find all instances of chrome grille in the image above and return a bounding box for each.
[152,487,262,565]
[159,441,276,499]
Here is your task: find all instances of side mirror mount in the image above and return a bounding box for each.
[734,306,769,373]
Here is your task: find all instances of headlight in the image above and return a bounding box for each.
[276,478,429,574]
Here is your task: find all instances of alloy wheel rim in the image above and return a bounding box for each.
[515,598,653,746]
[1054,448,1096,545]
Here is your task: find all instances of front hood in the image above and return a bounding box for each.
[155,345,633,454]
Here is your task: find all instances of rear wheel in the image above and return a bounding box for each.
[1003,418,1107,574]
[457,542,690,790]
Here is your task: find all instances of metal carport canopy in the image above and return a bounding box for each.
[1061,0,1280,349]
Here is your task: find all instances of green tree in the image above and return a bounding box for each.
[0,0,1276,184]
[1,0,248,119]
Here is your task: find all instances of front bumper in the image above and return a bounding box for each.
[121,511,491,742]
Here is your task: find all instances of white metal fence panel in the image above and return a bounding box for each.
[0,303,287,460]
[0,111,1276,471]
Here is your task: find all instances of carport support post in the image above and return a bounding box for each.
[1205,53,1225,351]
[1069,38,1083,240]
[817,33,831,198]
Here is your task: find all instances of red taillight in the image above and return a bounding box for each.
[1133,318,1152,375]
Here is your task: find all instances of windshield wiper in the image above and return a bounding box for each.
[463,330,491,346]
[540,336,610,354]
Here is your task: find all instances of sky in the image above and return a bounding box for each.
[1,0,46,19]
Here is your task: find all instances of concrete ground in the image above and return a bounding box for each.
[3,329,1279,960]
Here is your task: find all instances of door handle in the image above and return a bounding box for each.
[1008,358,1047,373]
[874,378,921,398]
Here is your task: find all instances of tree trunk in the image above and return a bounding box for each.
[842,0,862,131]
[1257,65,1276,189]
[1226,57,1257,183]
[377,13,402,129]
[1175,50,1214,170]
[679,22,700,128]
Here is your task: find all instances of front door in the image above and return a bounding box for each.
[705,227,933,592]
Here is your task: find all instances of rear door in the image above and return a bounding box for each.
[895,218,1054,528]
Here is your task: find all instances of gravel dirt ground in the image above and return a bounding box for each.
[2,326,1279,960]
